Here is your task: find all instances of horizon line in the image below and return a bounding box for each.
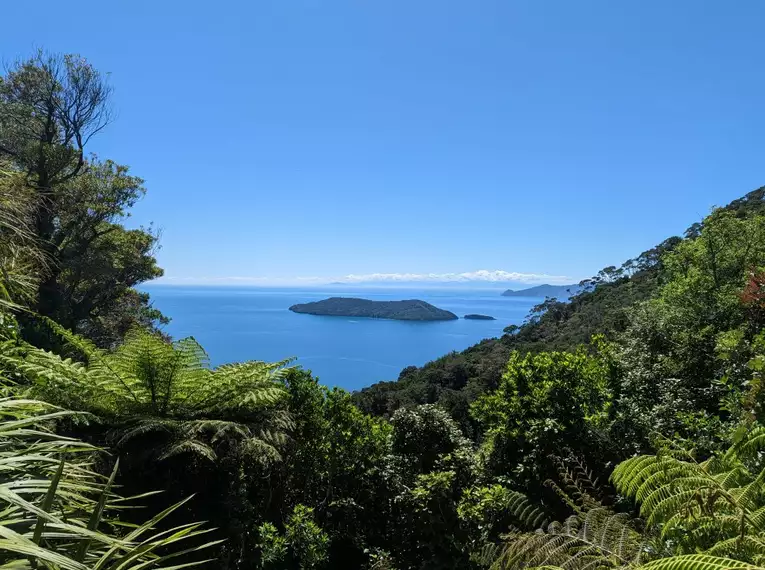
[146,269,579,287]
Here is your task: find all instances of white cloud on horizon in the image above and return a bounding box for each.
[151,269,575,286]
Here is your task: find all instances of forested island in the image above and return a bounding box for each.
[464,313,496,320]
[290,297,458,321]
[289,297,458,320]
[5,50,765,570]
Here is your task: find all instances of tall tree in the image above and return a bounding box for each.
[46,159,165,344]
[0,51,111,275]
[0,51,166,344]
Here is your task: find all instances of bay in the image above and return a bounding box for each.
[141,285,542,391]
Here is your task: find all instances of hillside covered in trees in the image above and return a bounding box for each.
[5,51,765,570]
[355,188,765,434]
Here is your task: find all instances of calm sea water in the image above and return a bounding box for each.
[141,286,542,391]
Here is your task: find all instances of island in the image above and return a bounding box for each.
[289,297,458,321]
[464,314,496,320]
[501,283,581,299]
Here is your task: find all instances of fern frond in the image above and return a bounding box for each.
[4,324,294,464]
[610,430,765,561]
[159,439,217,462]
[728,426,765,463]
[493,508,647,570]
[551,455,606,512]
[507,490,549,530]
[114,419,176,448]
[640,554,764,570]
[705,535,765,560]
[473,542,502,568]
[730,469,765,512]
[240,437,282,465]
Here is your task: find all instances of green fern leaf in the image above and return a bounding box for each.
[640,554,765,570]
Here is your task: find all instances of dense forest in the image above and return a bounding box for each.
[3,51,765,570]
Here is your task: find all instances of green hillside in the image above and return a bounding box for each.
[355,187,765,433]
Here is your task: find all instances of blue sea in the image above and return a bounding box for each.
[141,286,542,391]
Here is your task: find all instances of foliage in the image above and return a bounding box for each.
[354,235,678,433]
[15,157,166,349]
[491,424,765,569]
[0,394,218,568]
[0,51,165,347]
[44,160,165,346]
[390,404,474,478]
[610,429,765,562]
[1,321,294,568]
[4,321,292,462]
[471,343,617,492]
[277,370,392,569]
[611,209,765,455]
[258,505,330,570]
[458,484,548,563]
[493,507,651,570]
[382,405,479,568]
[0,168,44,312]
[0,51,111,187]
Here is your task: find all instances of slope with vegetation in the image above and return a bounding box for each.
[3,49,765,570]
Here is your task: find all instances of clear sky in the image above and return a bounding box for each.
[2,1,764,285]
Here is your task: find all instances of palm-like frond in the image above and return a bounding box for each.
[504,490,549,530]
[545,455,608,516]
[494,427,765,570]
[640,554,765,570]
[3,322,294,463]
[610,433,765,559]
[492,507,649,570]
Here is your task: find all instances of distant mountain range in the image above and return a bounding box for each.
[501,283,581,299]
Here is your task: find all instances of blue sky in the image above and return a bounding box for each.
[2,1,764,285]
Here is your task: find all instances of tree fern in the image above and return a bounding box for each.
[492,507,651,570]
[610,431,765,560]
[640,554,765,570]
[492,426,765,570]
[545,455,608,516]
[3,322,294,463]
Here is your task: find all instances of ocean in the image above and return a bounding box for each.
[141,286,543,391]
